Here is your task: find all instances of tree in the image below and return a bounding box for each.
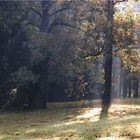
[0,1,33,108]
[100,0,129,117]
[100,0,114,118]
[0,0,138,111]
[27,0,74,108]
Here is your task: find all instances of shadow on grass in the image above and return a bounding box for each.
[0,101,140,140]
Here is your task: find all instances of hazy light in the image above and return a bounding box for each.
[115,0,140,13]
[77,108,101,118]
[98,137,122,140]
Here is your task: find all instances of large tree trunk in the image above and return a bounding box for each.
[33,1,52,109]
[33,64,49,109]
[40,0,52,32]
[100,0,114,118]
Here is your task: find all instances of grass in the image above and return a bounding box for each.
[0,99,140,140]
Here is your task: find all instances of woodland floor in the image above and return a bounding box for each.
[0,99,140,140]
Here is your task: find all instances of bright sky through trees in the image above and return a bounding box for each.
[116,0,140,12]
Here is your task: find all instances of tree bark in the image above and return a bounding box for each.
[33,1,52,109]
[133,79,139,98]
[112,58,121,98]
[123,80,127,98]
[100,0,114,118]
[128,80,131,98]
[40,0,52,32]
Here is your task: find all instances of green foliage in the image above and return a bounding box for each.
[10,67,39,88]
[0,0,139,109]
[114,7,140,73]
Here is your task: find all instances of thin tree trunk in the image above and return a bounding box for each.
[128,81,131,98]
[100,0,114,118]
[119,65,122,98]
[123,81,127,98]
[133,79,139,98]
[120,67,124,98]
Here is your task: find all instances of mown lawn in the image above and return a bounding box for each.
[0,99,140,140]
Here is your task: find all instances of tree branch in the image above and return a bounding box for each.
[49,0,72,17]
[92,47,104,56]
[48,21,86,33]
[114,0,128,5]
[31,7,42,18]
[112,47,120,52]
[25,22,37,28]
[81,0,104,13]
[50,7,69,17]
[84,46,104,58]
[19,8,31,23]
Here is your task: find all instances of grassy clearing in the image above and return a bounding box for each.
[0,99,140,140]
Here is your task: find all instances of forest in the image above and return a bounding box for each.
[0,0,140,140]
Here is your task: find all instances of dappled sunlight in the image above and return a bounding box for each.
[0,135,6,139]
[0,0,140,139]
[24,129,36,135]
[77,108,101,118]
[76,107,101,122]
[56,129,78,138]
[0,101,140,140]
[109,104,140,116]
[52,107,101,127]
[110,104,140,109]
[52,120,84,127]
[137,124,140,131]
[97,137,128,140]
[52,103,140,128]
[109,104,140,139]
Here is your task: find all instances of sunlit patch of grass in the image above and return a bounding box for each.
[57,129,78,138]
[24,129,49,138]
[0,99,140,140]
[97,137,129,140]
[120,125,140,139]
